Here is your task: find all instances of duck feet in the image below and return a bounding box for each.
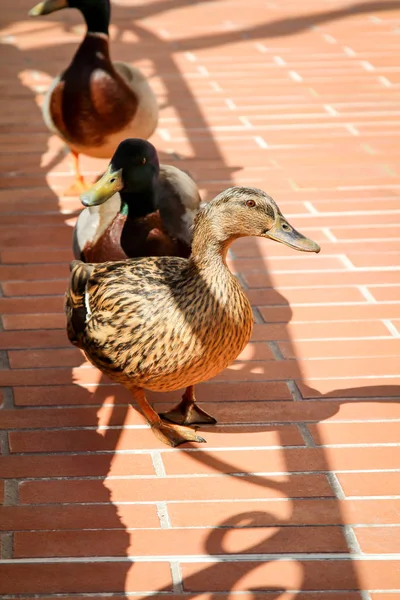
[160,386,217,426]
[152,421,206,447]
[129,386,208,447]
[63,150,92,196]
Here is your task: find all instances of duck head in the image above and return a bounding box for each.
[198,187,320,253]
[80,139,160,208]
[29,0,110,35]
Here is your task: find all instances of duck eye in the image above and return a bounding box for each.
[246,199,256,207]
[281,222,291,231]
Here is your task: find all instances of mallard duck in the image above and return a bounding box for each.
[73,139,203,262]
[65,187,320,447]
[29,0,158,195]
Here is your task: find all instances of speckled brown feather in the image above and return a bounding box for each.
[66,253,253,392]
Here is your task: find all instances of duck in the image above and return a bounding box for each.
[29,0,158,195]
[73,139,203,262]
[65,186,320,447]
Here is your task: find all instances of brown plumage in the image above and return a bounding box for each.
[73,139,203,262]
[29,0,158,195]
[49,36,138,148]
[78,211,184,263]
[65,187,320,447]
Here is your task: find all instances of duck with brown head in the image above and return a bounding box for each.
[73,139,203,262]
[65,186,320,447]
[29,0,158,195]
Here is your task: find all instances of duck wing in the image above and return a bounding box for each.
[65,260,95,347]
[113,61,158,140]
[156,165,203,247]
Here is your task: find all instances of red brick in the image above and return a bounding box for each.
[309,422,400,445]
[371,595,400,600]
[156,400,400,424]
[347,253,400,268]
[0,503,159,531]
[0,405,144,429]
[279,338,400,359]
[237,238,400,258]
[0,264,67,280]
[251,323,289,341]
[338,473,400,497]
[2,313,65,330]
[237,342,274,361]
[369,285,400,302]
[0,366,105,387]
[252,320,390,341]
[227,255,343,273]
[244,270,400,289]
[19,474,333,504]
[259,303,400,323]
[15,525,348,559]
[2,280,68,297]
[13,383,131,406]
[0,215,67,228]
[355,527,400,554]
[298,381,400,399]
[0,296,62,314]
[247,286,365,306]
[162,446,400,476]
[13,380,292,406]
[0,330,68,349]
[213,360,302,381]
[311,199,400,214]
[213,357,400,382]
[0,562,172,594]
[8,347,83,368]
[168,499,400,528]
[8,424,305,453]
[1,249,71,264]
[303,356,400,379]
[182,560,400,591]
[5,400,400,431]
[0,453,154,479]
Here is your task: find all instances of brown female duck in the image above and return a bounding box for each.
[65,187,320,447]
[29,0,158,195]
[73,139,203,262]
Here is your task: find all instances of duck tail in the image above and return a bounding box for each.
[65,260,94,346]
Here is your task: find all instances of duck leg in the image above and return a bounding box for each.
[160,386,217,426]
[63,150,92,196]
[130,386,206,447]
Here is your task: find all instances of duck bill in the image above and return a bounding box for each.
[29,0,68,16]
[265,216,320,253]
[80,166,124,207]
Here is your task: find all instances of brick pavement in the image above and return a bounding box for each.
[1,0,400,597]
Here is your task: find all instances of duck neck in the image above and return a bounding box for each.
[120,188,157,219]
[70,33,111,73]
[80,1,110,36]
[189,215,237,275]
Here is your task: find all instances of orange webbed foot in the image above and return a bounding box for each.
[152,421,207,447]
